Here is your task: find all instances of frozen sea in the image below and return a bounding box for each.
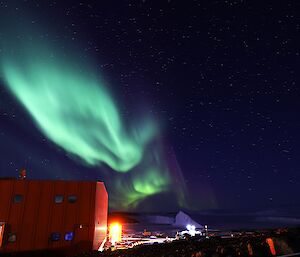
[115,206,300,236]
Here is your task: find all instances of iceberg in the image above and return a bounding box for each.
[173,211,203,229]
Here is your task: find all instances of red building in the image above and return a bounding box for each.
[0,178,108,254]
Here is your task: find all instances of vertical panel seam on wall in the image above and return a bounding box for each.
[6,180,14,222]
[92,183,96,248]
[17,180,29,251]
[6,180,15,251]
[88,182,94,245]
[93,182,97,247]
[87,183,91,243]
[31,181,42,250]
[45,181,55,249]
[72,182,79,247]
[61,181,68,248]
[75,182,80,244]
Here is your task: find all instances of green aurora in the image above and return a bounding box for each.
[110,167,171,209]
[0,23,180,209]
[2,50,153,172]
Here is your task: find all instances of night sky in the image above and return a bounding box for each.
[0,0,299,212]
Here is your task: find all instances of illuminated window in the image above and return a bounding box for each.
[51,232,60,241]
[54,195,63,203]
[8,233,16,243]
[64,232,74,241]
[68,195,77,203]
[13,195,22,203]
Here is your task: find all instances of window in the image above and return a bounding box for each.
[68,195,77,203]
[54,195,64,203]
[8,233,16,243]
[50,232,60,241]
[13,195,22,203]
[64,232,74,241]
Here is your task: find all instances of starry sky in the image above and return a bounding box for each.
[0,0,299,212]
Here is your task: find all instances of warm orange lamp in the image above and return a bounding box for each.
[109,222,122,245]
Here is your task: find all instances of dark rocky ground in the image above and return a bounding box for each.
[1,228,300,257]
[76,228,300,257]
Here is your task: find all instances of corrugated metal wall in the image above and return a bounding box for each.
[0,179,108,253]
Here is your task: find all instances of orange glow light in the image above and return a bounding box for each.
[0,223,5,248]
[109,222,122,245]
[266,238,276,256]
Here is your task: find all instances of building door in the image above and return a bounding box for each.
[73,224,91,252]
